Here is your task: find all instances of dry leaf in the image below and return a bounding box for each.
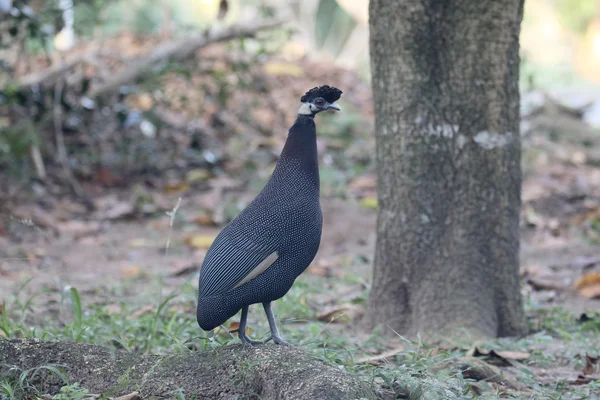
[263,62,304,77]
[355,346,406,365]
[130,305,155,318]
[359,196,378,209]
[582,353,599,376]
[127,92,153,111]
[184,235,216,249]
[493,351,531,361]
[170,264,200,277]
[575,272,600,298]
[113,391,142,400]
[121,265,143,278]
[526,276,565,291]
[306,257,343,278]
[192,214,215,226]
[95,197,135,220]
[466,347,530,367]
[317,304,353,323]
[571,375,596,385]
[186,169,211,184]
[164,182,190,193]
[94,166,119,187]
[128,238,160,248]
[348,174,377,192]
[106,304,121,315]
[456,358,529,391]
[228,321,240,332]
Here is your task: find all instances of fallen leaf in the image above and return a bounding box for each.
[113,391,142,400]
[263,61,304,77]
[571,374,597,385]
[184,235,216,249]
[526,276,565,291]
[228,322,239,332]
[317,304,353,323]
[192,214,215,226]
[466,348,531,366]
[130,305,155,318]
[348,174,377,193]
[121,265,143,278]
[306,258,343,278]
[582,353,599,376]
[579,286,600,298]
[571,256,600,271]
[493,351,531,361]
[106,304,121,314]
[127,92,153,111]
[575,272,600,298]
[164,182,190,193]
[94,166,120,186]
[186,169,211,184]
[95,197,135,220]
[359,196,378,209]
[455,357,530,391]
[214,323,253,337]
[128,238,160,248]
[170,264,200,277]
[57,220,102,238]
[355,346,406,365]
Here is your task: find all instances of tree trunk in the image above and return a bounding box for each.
[366,0,526,339]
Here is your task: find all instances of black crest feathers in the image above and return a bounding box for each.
[300,85,342,104]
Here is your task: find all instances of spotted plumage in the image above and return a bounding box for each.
[197,85,342,345]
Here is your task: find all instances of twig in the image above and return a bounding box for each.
[52,76,94,210]
[164,196,182,260]
[7,55,86,91]
[29,144,46,180]
[87,18,288,98]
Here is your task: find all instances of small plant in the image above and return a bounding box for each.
[52,383,89,400]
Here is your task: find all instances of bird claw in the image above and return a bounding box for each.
[270,335,294,347]
[240,333,263,346]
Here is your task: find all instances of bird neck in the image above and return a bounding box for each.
[274,115,319,186]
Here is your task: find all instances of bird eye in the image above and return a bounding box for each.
[315,98,324,106]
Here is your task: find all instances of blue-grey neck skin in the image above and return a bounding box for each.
[271,114,319,189]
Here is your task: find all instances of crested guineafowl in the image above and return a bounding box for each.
[197,85,342,345]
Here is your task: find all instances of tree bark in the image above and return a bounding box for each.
[366,0,526,339]
[0,339,376,400]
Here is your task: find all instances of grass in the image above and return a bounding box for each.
[1,272,599,399]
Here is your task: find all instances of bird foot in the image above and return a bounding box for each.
[229,328,263,345]
[264,335,294,347]
[240,333,263,346]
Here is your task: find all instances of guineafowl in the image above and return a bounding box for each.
[197,85,342,345]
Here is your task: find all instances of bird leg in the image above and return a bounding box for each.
[263,302,293,346]
[235,305,262,345]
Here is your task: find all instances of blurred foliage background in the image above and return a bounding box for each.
[1,0,600,201]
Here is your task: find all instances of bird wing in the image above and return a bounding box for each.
[198,228,279,297]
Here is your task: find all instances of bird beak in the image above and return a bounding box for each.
[327,102,341,111]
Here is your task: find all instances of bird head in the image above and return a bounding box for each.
[298,85,342,116]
